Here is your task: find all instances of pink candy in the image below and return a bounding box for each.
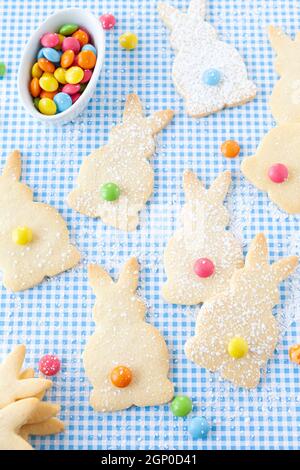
[71,93,81,104]
[39,354,61,376]
[41,32,59,48]
[268,163,288,183]
[194,258,215,278]
[62,84,81,95]
[100,13,116,30]
[81,69,93,83]
[62,37,81,54]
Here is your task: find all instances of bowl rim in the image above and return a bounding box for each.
[18,7,105,123]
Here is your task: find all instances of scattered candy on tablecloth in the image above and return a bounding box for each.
[29,23,97,114]
[189,416,210,439]
[100,13,116,30]
[221,139,241,158]
[289,344,300,365]
[170,396,193,417]
[39,354,61,376]
[0,62,6,77]
[119,32,138,50]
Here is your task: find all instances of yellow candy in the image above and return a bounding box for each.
[39,73,59,92]
[31,62,43,78]
[54,67,67,84]
[38,97,57,115]
[228,337,248,359]
[119,32,138,50]
[65,66,84,84]
[12,226,33,245]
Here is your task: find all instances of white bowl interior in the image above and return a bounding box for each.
[18,8,105,124]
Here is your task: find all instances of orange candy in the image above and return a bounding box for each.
[110,365,132,388]
[72,29,89,47]
[38,58,55,73]
[40,90,58,99]
[221,140,241,158]
[289,344,300,365]
[61,50,75,68]
[29,77,41,97]
[77,50,96,69]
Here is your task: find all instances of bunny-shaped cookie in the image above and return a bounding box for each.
[158,0,256,117]
[68,94,174,231]
[185,234,298,388]
[83,257,174,412]
[163,170,243,305]
[241,27,300,213]
[0,151,80,291]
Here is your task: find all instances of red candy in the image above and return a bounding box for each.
[62,37,81,54]
[71,92,81,104]
[41,32,59,48]
[100,13,116,30]
[194,258,215,278]
[81,69,92,83]
[268,163,288,183]
[39,354,61,376]
[62,84,81,95]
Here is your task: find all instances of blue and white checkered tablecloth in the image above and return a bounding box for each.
[0,0,299,450]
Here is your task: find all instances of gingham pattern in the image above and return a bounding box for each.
[0,0,299,450]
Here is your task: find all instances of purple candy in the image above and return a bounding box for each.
[62,37,81,54]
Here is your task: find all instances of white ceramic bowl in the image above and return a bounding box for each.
[18,8,105,125]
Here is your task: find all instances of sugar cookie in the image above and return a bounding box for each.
[158,0,256,117]
[163,170,243,304]
[0,150,80,291]
[68,94,174,231]
[185,234,298,388]
[83,257,174,411]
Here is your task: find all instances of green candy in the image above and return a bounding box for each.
[101,183,120,202]
[170,396,193,417]
[33,97,40,110]
[59,23,79,36]
[0,62,6,77]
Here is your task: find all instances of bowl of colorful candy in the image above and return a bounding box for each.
[18,8,105,124]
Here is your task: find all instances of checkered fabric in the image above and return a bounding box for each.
[0,0,299,450]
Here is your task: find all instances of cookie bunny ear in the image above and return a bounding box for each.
[117,257,139,293]
[245,233,268,268]
[2,150,22,180]
[207,171,231,203]
[183,170,206,200]
[188,0,206,18]
[88,264,113,293]
[269,26,293,56]
[157,2,183,29]
[149,109,174,134]
[123,94,144,121]
[271,256,298,283]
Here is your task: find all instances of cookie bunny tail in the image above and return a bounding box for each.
[149,109,174,134]
[188,0,206,18]
[2,150,22,180]
[207,171,231,203]
[245,233,268,268]
[269,26,293,56]
[183,170,206,200]
[123,94,144,121]
[117,257,139,293]
[271,256,298,283]
[157,3,183,29]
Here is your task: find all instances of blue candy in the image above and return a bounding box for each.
[82,44,97,56]
[54,92,72,113]
[189,417,210,439]
[37,49,44,59]
[41,47,61,63]
[202,68,221,86]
